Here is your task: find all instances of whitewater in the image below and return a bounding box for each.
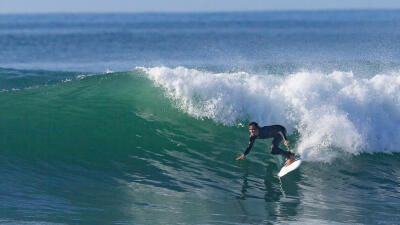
[141,66,400,161]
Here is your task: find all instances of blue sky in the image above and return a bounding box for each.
[1,0,400,13]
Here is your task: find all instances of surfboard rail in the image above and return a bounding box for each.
[278,157,302,177]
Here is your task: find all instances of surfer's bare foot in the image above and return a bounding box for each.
[285,153,295,166]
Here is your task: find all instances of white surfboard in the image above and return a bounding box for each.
[278,156,302,177]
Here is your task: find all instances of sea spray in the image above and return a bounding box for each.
[141,66,400,161]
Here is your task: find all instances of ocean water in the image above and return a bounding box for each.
[1,10,400,224]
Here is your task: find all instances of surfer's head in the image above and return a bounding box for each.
[248,122,259,136]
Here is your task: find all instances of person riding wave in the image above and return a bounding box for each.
[236,122,295,166]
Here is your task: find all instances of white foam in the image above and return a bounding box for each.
[140,66,400,161]
[105,69,114,74]
[62,78,72,83]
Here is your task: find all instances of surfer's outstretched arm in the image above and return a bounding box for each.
[236,136,256,160]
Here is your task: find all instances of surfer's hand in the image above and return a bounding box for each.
[284,140,290,146]
[236,154,245,160]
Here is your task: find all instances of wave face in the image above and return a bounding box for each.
[142,66,400,161]
[1,68,400,224]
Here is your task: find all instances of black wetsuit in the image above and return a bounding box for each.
[244,125,292,159]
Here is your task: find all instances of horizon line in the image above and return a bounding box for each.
[1,8,400,15]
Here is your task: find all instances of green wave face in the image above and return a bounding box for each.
[1,68,400,225]
[0,70,245,161]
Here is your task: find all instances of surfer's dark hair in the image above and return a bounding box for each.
[248,122,259,128]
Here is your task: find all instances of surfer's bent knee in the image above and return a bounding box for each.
[270,145,291,158]
[270,145,280,155]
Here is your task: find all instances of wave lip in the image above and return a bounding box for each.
[140,66,400,161]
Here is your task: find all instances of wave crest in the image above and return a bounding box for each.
[140,66,400,161]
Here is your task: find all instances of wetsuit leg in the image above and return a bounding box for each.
[270,135,292,159]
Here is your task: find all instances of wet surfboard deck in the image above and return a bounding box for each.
[278,156,302,177]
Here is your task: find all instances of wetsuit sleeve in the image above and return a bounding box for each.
[243,136,257,156]
[278,128,287,141]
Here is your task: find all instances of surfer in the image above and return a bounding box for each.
[236,122,295,166]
